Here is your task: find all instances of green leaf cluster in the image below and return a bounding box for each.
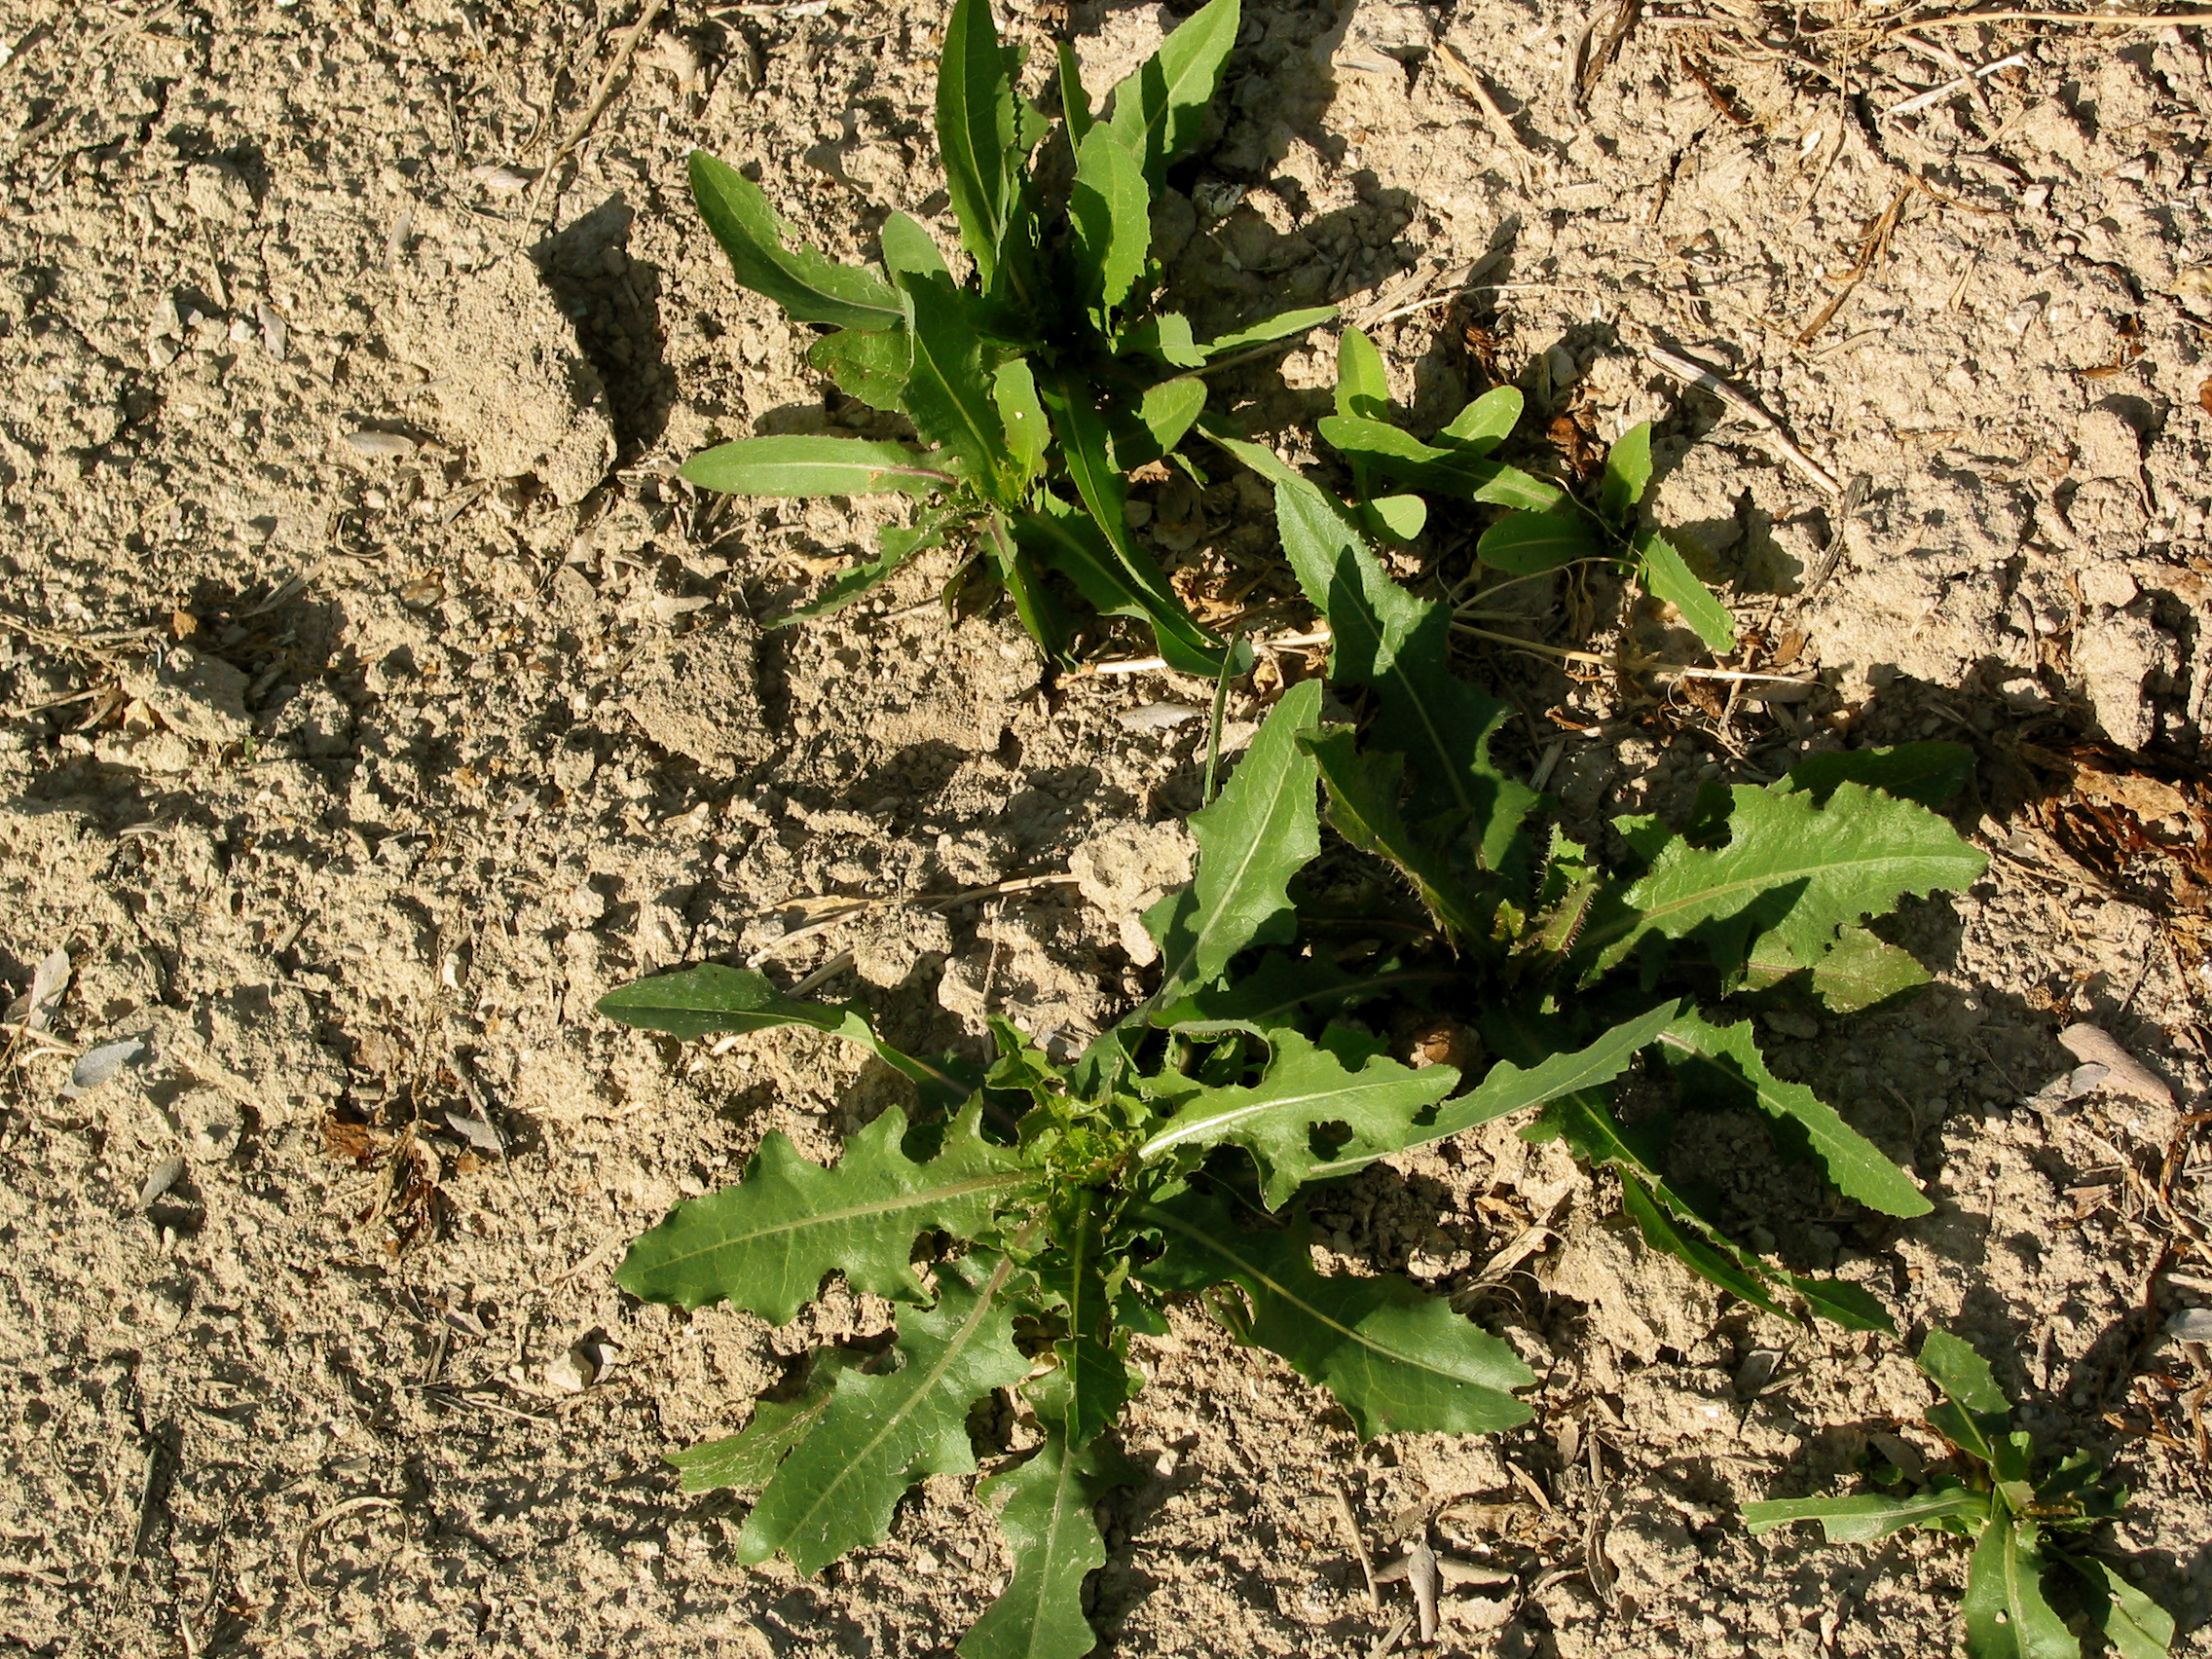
[1240,459,1988,1329]
[602,689,1561,1657]
[1309,326,1737,651]
[683,0,1330,672]
[1746,1329,2176,1659]
[602,427,2003,1649]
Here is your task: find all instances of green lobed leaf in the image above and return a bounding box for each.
[1311,1002,1680,1175]
[1581,781,1989,981]
[776,512,958,626]
[1634,527,1737,652]
[1439,387,1522,454]
[1615,1167,1792,1319]
[687,150,903,331]
[1197,304,1339,359]
[983,509,1074,662]
[994,358,1050,481]
[1658,1009,1932,1217]
[1071,127,1150,314]
[1964,1520,2081,1659]
[1742,1488,1992,1543]
[1478,508,1600,574]
[1809,925,1933,1014]
[1779,742,1976,811]
[614,1102,1030,1321]
[1270,467,1537,867]
[1137,1025,1460,1207]
[1336,327,1389,421]
[808,326,913,408]
[681,434,951,498]
[1305,727,1489,943]
[1144,678,1324,998]
[2063,1554,2177,1659]
[1366,494,1426,541]
[663,1347,864,1493]
[1530,1087,1895,1332]
[1133,1191,1534,1437]
[1153,950,1378,1039]
[597,962,970,1106]
[880,208,952,281]
[1785,1270,1907,1334]
[936,0,1015,284]
[1600,420,1654,520]
[960,1419,1124,1659]
[1920,1328,2012,1466]
[1037,367,1141,564]
[738,1253,1030,1576]
[1105,0,1240,187]
[1315,416,1562,509]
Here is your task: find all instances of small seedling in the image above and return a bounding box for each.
[1198,446,1982,1326]
[1311,324,1737,651]
[682,0,1327,672]
[1746,1329,2177,1659]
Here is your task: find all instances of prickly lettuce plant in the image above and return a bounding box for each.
[603,684,1591,1656]
[1747,1330,2176,1658]
[682,0,1325,672]
[1212,441,1987,1327]
[1314,324,1737,651]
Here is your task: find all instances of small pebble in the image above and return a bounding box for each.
[345,429,416,459]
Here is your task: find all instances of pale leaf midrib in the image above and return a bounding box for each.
[1145,1207,1484,1389]
[649,1171,1026,1275]
[1138,1072,1425,1158]
[777,1262,1011,1556]
[1595,844,1977,949]
[1160,758,1304,994]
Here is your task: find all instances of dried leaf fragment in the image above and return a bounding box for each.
[2056,1024,2173,1109]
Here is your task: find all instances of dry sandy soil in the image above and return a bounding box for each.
[4,0,2212,1654]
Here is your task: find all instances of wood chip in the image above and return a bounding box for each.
[2056,1024,2174,1109]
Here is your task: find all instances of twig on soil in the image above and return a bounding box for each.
[293,1495,404,1590]
[521,0,671,225]
[1889,8,2212,29]
[1882,51,2026,117]
[1077,629,1331,676]
[1643,344,1842,495]
[1790,186,1912,349]
[1334,1481,1383,1611]
[550,0,671,164]
[1431,45,1538,187]
[1451,619,1818,688]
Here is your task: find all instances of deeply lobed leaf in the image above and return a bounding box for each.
[1269,467,1536,869]
[687,150,903,331]
[1134,1192,1534,1437]
[738,1254,1030,1575]
[597,961,971,1106]
[1581,781,1987,981]
[615,1103,1029,1321]
[960,1420,1124,1659]
[1137,1025,1459,1207]
[1659,1009,1931,1217]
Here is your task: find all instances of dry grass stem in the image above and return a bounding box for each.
[1431,44,1538,187]
[1791,185,1911,349]
[1643,345,1842,494]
